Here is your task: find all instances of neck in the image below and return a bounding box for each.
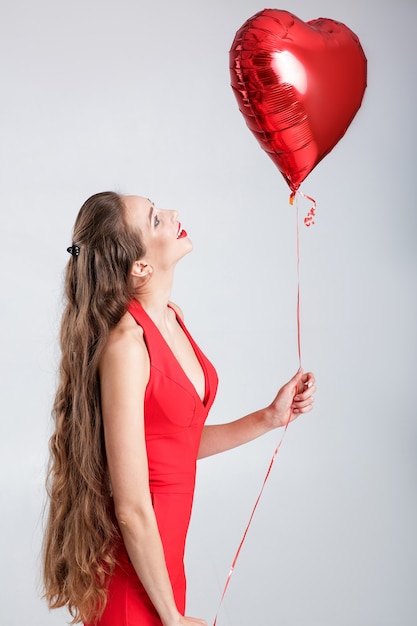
[133,269,175,326]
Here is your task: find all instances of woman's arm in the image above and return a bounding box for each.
[100,315,206,626]
[198,369,315,459]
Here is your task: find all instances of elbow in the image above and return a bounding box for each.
[115,508,136,530]
[114,500,153,532]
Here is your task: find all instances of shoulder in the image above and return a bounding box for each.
[100,311,150,375]
[168,301,184,320]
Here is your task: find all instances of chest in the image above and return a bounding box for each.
[160,324,206,404]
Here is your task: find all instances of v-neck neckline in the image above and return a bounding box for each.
[134,302,209,407]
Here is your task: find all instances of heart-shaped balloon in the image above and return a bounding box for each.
[230,9,367,192]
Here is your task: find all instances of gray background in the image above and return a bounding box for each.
[1,0,416,624]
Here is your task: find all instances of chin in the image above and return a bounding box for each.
[181,237,193,254]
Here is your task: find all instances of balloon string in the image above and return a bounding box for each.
[212,412,294,626]
[295,198,302,366]
[212,192,310,625]
[291,187,316,366]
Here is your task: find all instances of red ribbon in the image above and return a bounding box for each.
[212,413,293,626]
[290,189,317,227]
[212,193,314,624]
[292,189,316,364]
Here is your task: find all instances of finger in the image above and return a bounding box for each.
[293,372,309,395]
[293,386,316,403]
[288,368,305,392]
[293,393,315,408]
[294,383,316,401]
[293,397,314,411]
[303,372,315,387]
[293,395,316,411]
[292,403,313,415]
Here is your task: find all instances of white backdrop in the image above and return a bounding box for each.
[1,0,416,625]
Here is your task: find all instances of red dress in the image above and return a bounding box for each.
[86,301,218,626]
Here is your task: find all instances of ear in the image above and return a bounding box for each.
[130,260,153,279]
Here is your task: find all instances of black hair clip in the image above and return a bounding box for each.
[67,245,80,257]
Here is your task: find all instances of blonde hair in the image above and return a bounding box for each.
[42,191,145,623]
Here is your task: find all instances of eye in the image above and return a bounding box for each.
[153,213,160,227]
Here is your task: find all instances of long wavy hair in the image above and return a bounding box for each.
[42,191,145,623]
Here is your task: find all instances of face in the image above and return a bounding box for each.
[123,195,192,273]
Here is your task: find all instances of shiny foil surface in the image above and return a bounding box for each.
[230,9,367,191]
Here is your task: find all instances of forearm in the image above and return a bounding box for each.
[117,508,179,626]
[197,407,274,459]
[198,370,316,459]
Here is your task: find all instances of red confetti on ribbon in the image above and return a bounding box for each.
[290,190,317,227]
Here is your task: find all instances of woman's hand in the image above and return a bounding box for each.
[165,615,207,626]
[265,369,316,429]
[198,369,316,459]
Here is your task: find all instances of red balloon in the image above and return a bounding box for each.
[230,9,367,192]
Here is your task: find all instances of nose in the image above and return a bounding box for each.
[170,210,178,221]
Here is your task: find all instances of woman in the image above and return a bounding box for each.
[43,191,315,626]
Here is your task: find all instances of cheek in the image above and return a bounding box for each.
[151,232,174,255]
[158,232,173,247]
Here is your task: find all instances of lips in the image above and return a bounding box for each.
[176,222,187,239]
